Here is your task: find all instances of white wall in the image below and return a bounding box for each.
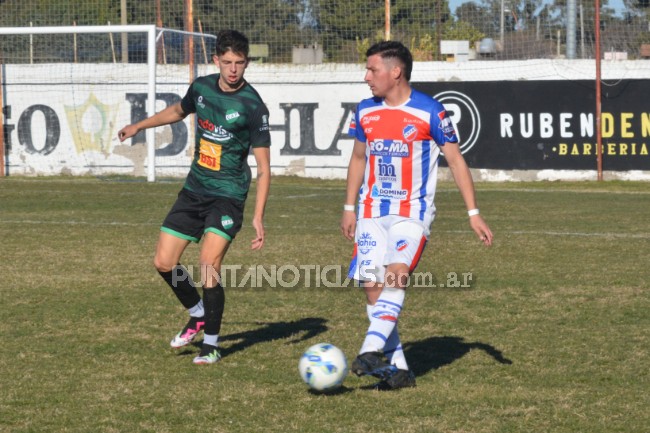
[3,60,649,180]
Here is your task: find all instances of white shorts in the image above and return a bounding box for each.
[348,215,428,284]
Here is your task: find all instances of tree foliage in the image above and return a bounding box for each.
[443,20,485,45]
[0,0,647,62]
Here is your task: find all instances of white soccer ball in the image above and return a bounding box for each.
[298,343,348,392]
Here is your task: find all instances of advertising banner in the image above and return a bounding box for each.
[414,80,650,171]
[2,63,648,178]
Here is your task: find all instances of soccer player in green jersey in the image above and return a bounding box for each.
[118,30,271,365]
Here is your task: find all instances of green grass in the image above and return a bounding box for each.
[0,176,648,433]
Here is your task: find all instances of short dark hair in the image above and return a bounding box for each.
[215,30,249,58]
[366,40,413,81]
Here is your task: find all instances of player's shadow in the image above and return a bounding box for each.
[189,317,329,358]
[307,385,355,396]
[404,336,513,376]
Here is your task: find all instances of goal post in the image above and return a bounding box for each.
[0,25,158,181]
[0,25,218,181]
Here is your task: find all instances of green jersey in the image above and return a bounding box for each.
[180,73,271,201]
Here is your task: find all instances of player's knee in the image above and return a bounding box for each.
[153,255,174,273]
[384,271,410,288]
[199,262,222,286]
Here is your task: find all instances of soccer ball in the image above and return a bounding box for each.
[298,343,348,392]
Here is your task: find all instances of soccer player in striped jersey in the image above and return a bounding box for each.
[340,40,493,390]
[118,30,270,365]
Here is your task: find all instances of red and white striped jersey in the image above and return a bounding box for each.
[348,88,459,223]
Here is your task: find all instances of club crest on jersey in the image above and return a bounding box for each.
[396,240,408,251]
[369,139,409,157]
[225,109,240,123]
[402,124,418,142]
[358,232,377,254]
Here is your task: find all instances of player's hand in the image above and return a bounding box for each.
[340,211,356,241]
[251,217,265,250]
[470,215,493,246]
[117,125,138,142]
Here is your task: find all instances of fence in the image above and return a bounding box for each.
[1,0,649,63]
[1,1,649,181]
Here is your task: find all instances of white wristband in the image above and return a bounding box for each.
[468,208,480,217]
[343,204,355,212]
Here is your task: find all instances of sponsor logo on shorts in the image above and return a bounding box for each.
[358,232,377,254]
[221,215,234,230]
[396,240,408,251]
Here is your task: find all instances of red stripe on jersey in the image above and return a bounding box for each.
[399,146,413,217]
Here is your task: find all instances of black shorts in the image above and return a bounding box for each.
[161,189,245,243]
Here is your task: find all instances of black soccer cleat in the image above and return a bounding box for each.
[351,351,395,379]
[374,369,417,391]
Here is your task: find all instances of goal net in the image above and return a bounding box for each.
[0,25,217,181]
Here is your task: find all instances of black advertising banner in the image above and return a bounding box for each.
[412,80,650,171]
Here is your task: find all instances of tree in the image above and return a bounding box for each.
[189,0,307,62]
[312,0,452,61]
[456,1,495,35]
[443,21,486,46]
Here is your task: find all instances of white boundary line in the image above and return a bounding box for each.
[4,188,649,199]
[437,187,650,195]
[1,219,648,239]
[502,230,650,239]
[0,219,152,226]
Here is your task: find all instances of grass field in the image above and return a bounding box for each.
[0,176,648,433]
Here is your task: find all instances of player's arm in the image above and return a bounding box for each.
[118,102,188,142]
[250,146,271,250]
[340,138,366,241]
[443,142,493,246]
